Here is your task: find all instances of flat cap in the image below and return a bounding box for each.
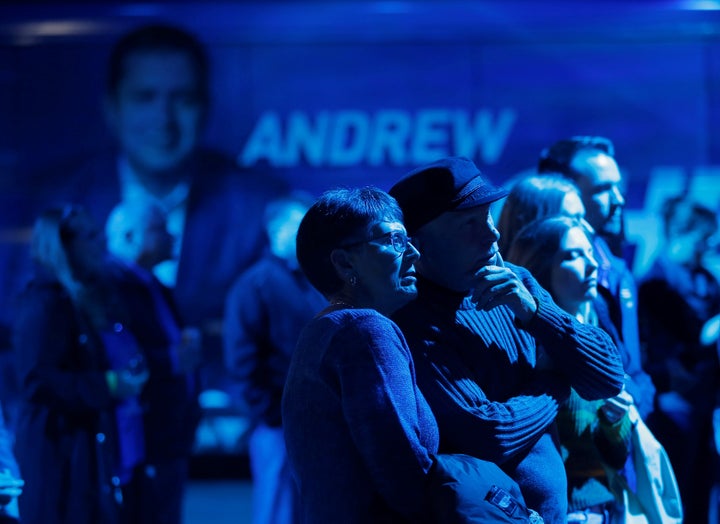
[389,156,508,234]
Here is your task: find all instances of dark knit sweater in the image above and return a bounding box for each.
[392,262,624,524]
[282,308,439,523]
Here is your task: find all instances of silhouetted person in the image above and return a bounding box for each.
[223,193,325,524]
[638,193,720,523]
[106,199,201,524]
[13,206,150,524]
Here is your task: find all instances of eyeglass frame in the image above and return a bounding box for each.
[338,231,413,255]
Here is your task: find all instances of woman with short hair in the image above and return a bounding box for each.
[283,186,540,523]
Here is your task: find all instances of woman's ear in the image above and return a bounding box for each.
[330,248,353,276]
[330,248,355,281]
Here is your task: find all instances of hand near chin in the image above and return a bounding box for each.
[472,255,537,323]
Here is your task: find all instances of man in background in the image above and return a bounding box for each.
[36,23,287,401]
[224,193,326,524]
[538,136,656,419]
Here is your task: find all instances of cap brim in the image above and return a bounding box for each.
[453,177,508,209]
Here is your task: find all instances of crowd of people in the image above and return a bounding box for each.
[0,21,718,524]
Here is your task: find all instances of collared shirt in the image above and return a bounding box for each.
[118,157,189,287]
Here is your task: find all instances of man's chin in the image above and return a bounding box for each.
[131,153,191,179]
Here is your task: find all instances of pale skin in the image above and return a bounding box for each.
[330,220,420,317]
[569,150,625,238]
[549,225,631,422]
[413,204,537,324]
[104,50,206,195]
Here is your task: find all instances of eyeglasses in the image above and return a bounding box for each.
[340,231,413,255]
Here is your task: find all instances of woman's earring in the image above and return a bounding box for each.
[349,274,359,287]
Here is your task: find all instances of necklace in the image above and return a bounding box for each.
[329,299,356,309]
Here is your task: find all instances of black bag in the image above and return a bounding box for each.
[429,453,543,523]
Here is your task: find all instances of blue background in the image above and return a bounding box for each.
[2,0,720,273]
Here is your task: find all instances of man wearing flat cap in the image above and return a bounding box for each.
[389,156,625,524]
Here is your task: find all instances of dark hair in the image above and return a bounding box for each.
[497,175,581,255]
[107,24,209,102]
[506,215,586,292]
[296,187,404,296]
[31,205,98,278]
[538,136,615,181]
[661,193,718,239]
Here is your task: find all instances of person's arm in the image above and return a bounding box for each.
[411,341,563,463]
[329,314,435,521]
[595,391,634,470]
[510,263,625,400]
[595,295,656,419]
[13,285,114,414]
[223,268,274,422]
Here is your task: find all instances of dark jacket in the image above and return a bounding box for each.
[13,278,123,524]
[30,148,288,392]
[223,254,326,426]
[593,235,656,418]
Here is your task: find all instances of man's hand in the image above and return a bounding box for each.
[471,254,537,324]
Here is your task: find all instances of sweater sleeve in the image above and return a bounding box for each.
[329,313,436,521]
[413,344,561,463]
[512,263,625,401]
[13,285,113,414]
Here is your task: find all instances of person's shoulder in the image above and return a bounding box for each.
[322,308,396,334]
[16,277,67,311]
[28,147,118,185]
[227,254,279,291]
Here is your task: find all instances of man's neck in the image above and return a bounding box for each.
[120,156,191,198]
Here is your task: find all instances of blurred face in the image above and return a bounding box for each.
[415,204,501,293]
[268,202,307,263]
[136,208,174,267]
[106,50,206,179]
[346,220,420,315]
[560,191,586,221]
[667,224,717,267]
[63,213,109,281]
[550,226,598,315]
[570,151,625,236]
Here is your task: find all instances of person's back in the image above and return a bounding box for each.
[284,309,437,523]
[223,193,326,524]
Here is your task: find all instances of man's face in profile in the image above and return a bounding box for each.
[570,150,625,238]
[106,50,206,179]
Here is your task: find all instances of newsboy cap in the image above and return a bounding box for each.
[389,157,508,234]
